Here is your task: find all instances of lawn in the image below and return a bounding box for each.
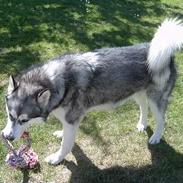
[0,0,183,182]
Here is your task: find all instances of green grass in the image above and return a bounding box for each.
[0,0,183,182]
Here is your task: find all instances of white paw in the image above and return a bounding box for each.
[53,130,63,139]
[137,122,147,132]
[149,134,161,144]
[45,152,63,165]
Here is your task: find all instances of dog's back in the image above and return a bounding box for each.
[69,43,151,107]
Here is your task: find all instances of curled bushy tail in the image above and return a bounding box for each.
[148,18,183,87]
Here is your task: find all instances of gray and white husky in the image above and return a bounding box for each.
[2,19,183,165]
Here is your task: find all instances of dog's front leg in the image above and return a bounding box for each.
[45,121,79,165]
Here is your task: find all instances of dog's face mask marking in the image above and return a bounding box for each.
[2,76,51,141]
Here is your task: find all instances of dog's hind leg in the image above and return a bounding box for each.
[148,98,165,144]
[147,83,173,144]
[133,91,148,132]
[147,61,176,144]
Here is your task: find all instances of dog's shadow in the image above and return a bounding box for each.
[64,127,183,183]
[21,163,41,183]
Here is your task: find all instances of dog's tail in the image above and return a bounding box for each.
[148,18,183,86]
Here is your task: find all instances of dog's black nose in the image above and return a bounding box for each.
[1,131,15,141]
[8,136,15,141]
[5,134,15,141]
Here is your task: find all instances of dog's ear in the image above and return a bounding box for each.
[7,75,18,95]
[37,89,51,107]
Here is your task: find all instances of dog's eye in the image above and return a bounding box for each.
[19,119,29,124]
[22,119,29,123]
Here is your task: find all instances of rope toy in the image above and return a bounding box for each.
[1,132,39,169]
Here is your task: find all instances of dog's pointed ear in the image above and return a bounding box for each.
[37,89,51,107]
[8,75,18,95]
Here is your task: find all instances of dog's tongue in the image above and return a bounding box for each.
[21,132,29,139]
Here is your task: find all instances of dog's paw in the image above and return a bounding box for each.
[53,130,63,139]
[136,122,147,132]
[149,134,161,144]
[45,152,63,165]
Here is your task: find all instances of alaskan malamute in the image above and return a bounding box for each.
[2,19,183,165]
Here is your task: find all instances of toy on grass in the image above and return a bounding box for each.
[1,132,39,170]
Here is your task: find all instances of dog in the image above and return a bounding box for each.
[2,18,183,165]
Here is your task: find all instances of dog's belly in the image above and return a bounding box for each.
[87,103,115,113]
[86,95,132,113]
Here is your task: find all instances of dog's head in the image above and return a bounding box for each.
[2,75,51,141]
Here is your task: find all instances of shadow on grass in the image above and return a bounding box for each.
[0,47,40,76]
[0,0,163,48]
[64,127,183,183]
[1,0,183,76]
[80,112,111,151]
[20,163,41,183]
[79,102,137,152]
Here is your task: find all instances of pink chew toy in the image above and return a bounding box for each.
[1,132,39,169]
